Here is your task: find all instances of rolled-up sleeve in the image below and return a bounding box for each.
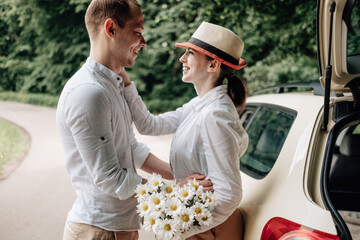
[132,140,150,169]
[64,83,141,200]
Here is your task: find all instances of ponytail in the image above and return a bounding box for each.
[216,64,247,111]
[226,74,247,110]
[207,56,247,111]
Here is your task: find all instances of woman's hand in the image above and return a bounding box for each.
[118,67,131,87]
[179,173,214,192]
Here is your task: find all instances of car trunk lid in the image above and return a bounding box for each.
[317,0,360,93]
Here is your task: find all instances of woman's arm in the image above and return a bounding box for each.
[120,69,184,136]
[140,153,214,191]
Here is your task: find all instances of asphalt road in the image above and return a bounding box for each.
[0,101,173,240]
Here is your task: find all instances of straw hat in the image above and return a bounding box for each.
[175,21,247,70]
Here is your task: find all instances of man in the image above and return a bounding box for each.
[57,1,212,239]
[56,0,174,239]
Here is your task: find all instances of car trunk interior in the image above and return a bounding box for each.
[328,122,360,239]
[320,98,360,239]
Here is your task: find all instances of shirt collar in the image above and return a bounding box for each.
[85,57,124,90]
[193,85,227,112]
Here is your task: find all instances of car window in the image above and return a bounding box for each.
[347,0,360,56]
[346,0,360,74]
[239,106,257,127]
[353,123,360,134]
[240,105,296,179]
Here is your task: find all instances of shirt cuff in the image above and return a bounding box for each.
[117,168,142,200]
[133,142,150,169]
[124,82,138,100]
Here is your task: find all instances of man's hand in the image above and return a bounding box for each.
[118,68,131,87]
[131,178,148,198]
[179,173,214,192]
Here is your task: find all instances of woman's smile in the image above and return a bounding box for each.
[182,66,190,73]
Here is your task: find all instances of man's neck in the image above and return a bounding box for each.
[89,41,122,74]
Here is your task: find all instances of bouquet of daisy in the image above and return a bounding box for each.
[135,173,216,240]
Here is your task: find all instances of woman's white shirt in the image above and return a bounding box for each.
[124,83,248,238]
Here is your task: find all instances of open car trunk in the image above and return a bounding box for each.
[318,0,360,239]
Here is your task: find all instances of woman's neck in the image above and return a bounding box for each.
[194,81,216,98]
[193,72,220,98]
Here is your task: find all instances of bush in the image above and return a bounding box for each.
[0,91,59,108]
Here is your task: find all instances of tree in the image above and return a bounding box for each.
[0,0,90,94]
[0,0,322,112]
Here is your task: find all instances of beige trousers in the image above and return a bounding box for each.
[63,221,139,240]
[186,209,244,240]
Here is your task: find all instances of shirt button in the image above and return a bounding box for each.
[100,137,105,141]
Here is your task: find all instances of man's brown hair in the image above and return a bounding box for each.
[85,0,141,39]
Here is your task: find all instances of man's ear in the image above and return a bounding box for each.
[208,59,221,73]
[104,18,116,38]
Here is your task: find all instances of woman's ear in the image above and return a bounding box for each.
[208,59,221,73]
[104,18,116,38]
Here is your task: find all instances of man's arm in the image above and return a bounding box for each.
[140,153,214,192]
[64,84,142,200]
[140,153,174,180]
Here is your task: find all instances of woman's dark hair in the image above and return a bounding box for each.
[208,56,247,110]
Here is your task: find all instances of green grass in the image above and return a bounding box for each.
[0,91,165,113]
[0,118,29,171]
[0,91,59,108]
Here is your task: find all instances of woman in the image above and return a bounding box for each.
[122,21,249,239]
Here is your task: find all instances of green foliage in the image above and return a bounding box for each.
[0,91,59,108]
[131,0,319,111]
[0,0,348,112]
[348,1,360,55]
[0,0,89,95]
[244,55,318,91]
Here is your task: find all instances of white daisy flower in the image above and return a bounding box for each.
[178,185,195,203]
[164,197,183,217]
[154,218,179,240]
[135,183,151,201]
[196,208,213,226]
[147,173,164,191]
[148,193,166,210]
[174,207,194,232]
[203,191,216,209]
[147,207,164,219]
[143,215,159,232]
[137,200,151,217]
[161,179,179,197]
[191,202,205,216]
[186,178,204,193]
[195,192,205,203]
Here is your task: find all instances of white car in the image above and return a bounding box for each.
[238,0,360,239]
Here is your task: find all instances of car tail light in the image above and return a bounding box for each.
[261,217,339,240]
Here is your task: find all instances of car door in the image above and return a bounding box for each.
[318,0,360,239]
